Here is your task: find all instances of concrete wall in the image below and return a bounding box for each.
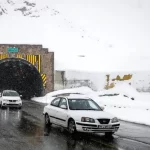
[54,70,96,91]
[54,71,65,90]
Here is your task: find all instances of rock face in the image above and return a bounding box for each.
[0,4,7,15]
[0,0,59,17]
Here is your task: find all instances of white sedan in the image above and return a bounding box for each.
[0,90,22,109]
[43,95,120,136]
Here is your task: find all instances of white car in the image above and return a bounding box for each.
[0,90,22,109]
[43,95,120,136]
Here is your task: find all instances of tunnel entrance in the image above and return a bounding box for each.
[0,58,44,99]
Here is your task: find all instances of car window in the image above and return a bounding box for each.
[88,100,99,109]
[68,99,101,111]
[3,91,19,97]
[51,98,61,107]
[59,98,68,109]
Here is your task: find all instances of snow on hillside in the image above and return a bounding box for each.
[1,0,150,72]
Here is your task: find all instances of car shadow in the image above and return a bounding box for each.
[43,124,117,150]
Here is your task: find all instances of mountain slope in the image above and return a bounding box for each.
[0,0,58,17]
[0,0,150,72]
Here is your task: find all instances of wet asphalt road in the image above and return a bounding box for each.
[0,100,150,150]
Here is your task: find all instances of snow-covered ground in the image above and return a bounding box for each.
[32,83,150,126]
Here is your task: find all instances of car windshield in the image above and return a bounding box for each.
[68,99,102,111]
[3,91,19,97]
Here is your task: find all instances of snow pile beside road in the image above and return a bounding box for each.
[46,86,94,97]
[32,86,95,104]
[96,94,150,110]
[32,85,150,125]
[98,82,140,99]
[32,96,48,103]
[105,107,150,125]
[96,83,150,125]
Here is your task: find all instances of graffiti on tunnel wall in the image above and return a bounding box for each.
[0,54,46,88]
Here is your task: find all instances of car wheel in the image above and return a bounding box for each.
[18,106,22,109]
[68,119,76,134]
[45,114,51,126]
[105,132,114,137]
[1,105,6,109]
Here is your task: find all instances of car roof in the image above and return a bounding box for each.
[3,90,17,92]
[58,94,90,99]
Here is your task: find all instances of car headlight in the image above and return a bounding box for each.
[3,100,8,102]
[81,117,95,123]
[111,117,119,123]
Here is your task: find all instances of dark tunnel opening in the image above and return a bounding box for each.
[0,58,44,99]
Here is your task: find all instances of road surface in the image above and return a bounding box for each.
[0,100,150,150]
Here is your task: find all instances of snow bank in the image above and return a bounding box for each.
[98,83,140,99]
[46,86,94,97]
[96,83,150,125]
[32,96,48,103]
[105,107,150,126]
[32,85,150,126]
[96,95,150,111]
[32,86,95,104]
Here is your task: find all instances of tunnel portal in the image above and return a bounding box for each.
[0,44,54,97]
[0,58,44,98]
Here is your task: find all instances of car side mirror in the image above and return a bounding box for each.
[100,106,105,111]
[60,105,67,109]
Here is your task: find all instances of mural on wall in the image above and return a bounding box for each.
[104,74,133,90]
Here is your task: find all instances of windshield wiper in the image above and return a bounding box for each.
[71,109,99,110]
[86,109,99,110]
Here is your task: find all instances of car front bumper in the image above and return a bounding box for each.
[75,122,120,133]
[2,102,22,107]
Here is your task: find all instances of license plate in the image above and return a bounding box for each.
[98,125,112,129]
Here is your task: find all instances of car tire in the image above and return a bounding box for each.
[45,114,51,126]
[68,119,76,134]
[18,106,22,109]
[105,132,114,137]
[1,105,6,109]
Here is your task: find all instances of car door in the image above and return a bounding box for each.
[0,92,3,104]
[47,97,61,124]
[55,98,68,127]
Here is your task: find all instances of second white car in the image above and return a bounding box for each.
[0,90,22,109]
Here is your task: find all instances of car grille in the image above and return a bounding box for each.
[9,100,17,102]
[97,119,110,124]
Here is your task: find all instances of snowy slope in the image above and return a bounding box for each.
[1,0,150,72]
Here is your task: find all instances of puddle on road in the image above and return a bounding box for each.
[0,108,22,122]
[0,108,43,137]
[17,111,43,137]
